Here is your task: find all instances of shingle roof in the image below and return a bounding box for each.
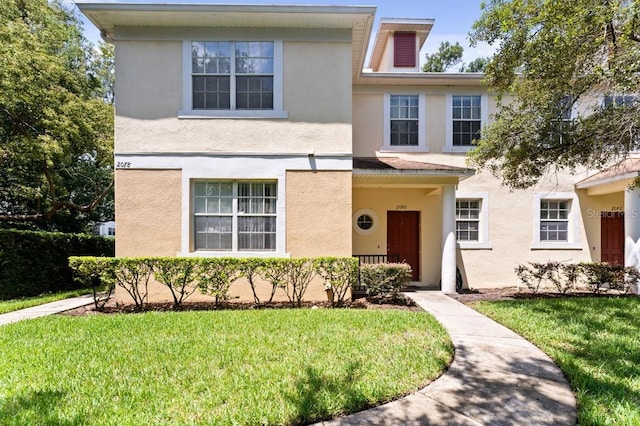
[353,157,471,173]
[576,158,640,188]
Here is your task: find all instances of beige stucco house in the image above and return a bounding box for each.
[77,1,640,299]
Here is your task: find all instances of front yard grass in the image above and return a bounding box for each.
[472,297,640,425]
[0,289,91,314]
[0,309,452,425]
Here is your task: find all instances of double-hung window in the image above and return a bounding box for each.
[382,94,426,151]
[455,192,491,249]
[446,94,487,152]
[390,95,419,146]
[183,41,285,117]
[192,41,273,111]
[452,95,481,146]
[194,181,277,251]
[456,199,480,241]
[539,200,569,242]
[532,192,580,249]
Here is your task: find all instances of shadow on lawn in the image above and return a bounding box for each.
[285,361,372,425]
[0,389,85,426]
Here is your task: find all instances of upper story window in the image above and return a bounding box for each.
[390,95,419,146]
[181,40,286,118]
[453,95,481,146]
[382,94,426,152]
[603,95,636,108]
[445,94,488,152]
[192,41,273,111]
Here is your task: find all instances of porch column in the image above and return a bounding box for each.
[624,187,640,295]
[441,184,457,293]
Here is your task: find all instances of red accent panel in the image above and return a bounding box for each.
[394,32,416,67]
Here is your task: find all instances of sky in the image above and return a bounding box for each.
[67,0,496,68]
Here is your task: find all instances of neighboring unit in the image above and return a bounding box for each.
[77,1,640,301]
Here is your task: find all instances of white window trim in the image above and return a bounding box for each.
[380,93,427,152]
[179,40,287,119]
[531,192,582,250]
[445,94,488,153]
[455,191,491,249]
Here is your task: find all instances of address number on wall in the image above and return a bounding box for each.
[116,161,132,169]
[395,204,408,210]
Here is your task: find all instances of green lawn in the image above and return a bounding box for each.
[472,297,640,425]
[0,289,92,314]
[0,309,452,425]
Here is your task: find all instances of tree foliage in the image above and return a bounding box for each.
[0,0,114,230]
[422,41,464,72]
[423,41,491,72]
[468,0,640,189]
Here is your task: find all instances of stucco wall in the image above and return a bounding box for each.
[115,169,182,257]
[115,38,352,155]
[352,86,498,158]
[455,169,593,288]
[286,171,352,257]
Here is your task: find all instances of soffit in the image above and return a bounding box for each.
[76,3,376,35]
[354,72,486,86]
[76,2,376,80]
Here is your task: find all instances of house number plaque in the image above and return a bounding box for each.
[396,204,408,210]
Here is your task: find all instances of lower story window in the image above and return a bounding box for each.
[540,200,569,241]
[194,180,277,251]
[456,199,480,241]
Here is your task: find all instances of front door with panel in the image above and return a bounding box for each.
[387,211,420,281]
[601,212,624,265]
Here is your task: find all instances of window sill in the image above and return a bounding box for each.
[530,242,583,250]
[178,110,288,119]
[443,146,475,153]
[379,146,429,153]
[457,242,492,250]
[178,251,291,258]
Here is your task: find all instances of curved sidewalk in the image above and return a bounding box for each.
[322,291,577,425]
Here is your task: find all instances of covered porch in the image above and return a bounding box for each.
[576,158,640,294]
[352,157,473,293]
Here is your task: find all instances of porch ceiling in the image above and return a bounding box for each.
[576,158,640,195]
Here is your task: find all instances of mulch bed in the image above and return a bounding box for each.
[61,294,422,316]
[62,287,635,317]
[448,286,635,304]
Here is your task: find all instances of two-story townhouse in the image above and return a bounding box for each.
[78,1,640,300]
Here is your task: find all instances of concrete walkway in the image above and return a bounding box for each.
[322,291,577,425]
[0,294,95,325]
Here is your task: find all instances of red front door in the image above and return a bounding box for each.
[601,212,625,265]
[387,211,420,281]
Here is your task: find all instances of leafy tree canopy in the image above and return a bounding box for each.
[422,41,464,72]
[422,41,491,72]
[0,0,114,231]
[468,0,640,189]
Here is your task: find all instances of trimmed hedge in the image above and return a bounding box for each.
[69,256,360,310]
[0,229,114,300]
